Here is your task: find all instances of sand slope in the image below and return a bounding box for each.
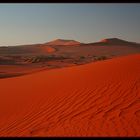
[0,54,140,136]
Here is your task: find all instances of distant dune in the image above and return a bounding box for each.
[88,38,139,46]
[0,38,139,57]
[0,54,139,136]
[45,39,81,46]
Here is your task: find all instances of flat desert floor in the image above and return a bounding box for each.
[0,54,139,136]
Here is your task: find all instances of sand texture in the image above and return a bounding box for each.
[0,54,139,136]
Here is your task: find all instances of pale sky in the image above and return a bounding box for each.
[0,4,140,46]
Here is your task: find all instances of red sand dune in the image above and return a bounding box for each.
[99,38,138,45]
[0,54,140,136]
[46,39,81,46]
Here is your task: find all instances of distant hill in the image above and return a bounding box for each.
[45,39,81,46]
[87,38,139,46]
[0,38,139,56]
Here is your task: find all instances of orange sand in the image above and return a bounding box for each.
[0,54,139,136]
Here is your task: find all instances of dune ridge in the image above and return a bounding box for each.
[0,54,139,136]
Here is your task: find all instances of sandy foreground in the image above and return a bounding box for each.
[0,54,139,136]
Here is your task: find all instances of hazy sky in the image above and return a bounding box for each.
[0,4,140,46]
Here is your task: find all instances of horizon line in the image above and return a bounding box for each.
[0,37,139,47]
